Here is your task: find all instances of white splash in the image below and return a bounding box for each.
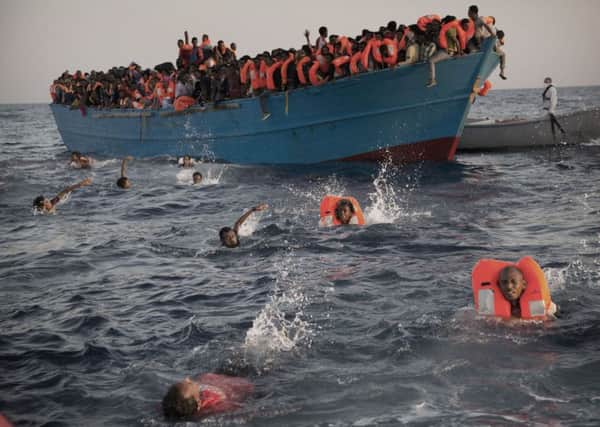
[237,209,264,237]
[242,256,312,371]
[176,168,194,184]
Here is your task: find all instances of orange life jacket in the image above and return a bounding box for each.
[339,36,353,56]
[266,61,282,91]
[309,61,326,86]
[332,55,350,77]
[483,16,495,26]
[296,56,311,85]
[173,95,196,112]
[249,61,263,90]
[350,52,363,75]
[240,60,253,85]
[417,14,441,32]
[477,80,492,96]
[361,39,383,70]
[382,38,398,65]
[438,20,467,51]
[472,257,556,320]
[319,195,366,226]
[259,60,268,88]
[281,54,295,86]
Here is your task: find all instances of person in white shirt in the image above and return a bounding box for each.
[542,77,565,137]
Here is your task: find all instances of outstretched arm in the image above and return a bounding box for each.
[55,177,92,201]
[304,29,311,49]
[121,156,133,177]
[233,204,268,233]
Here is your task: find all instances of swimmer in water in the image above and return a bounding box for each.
[116,156,132,189]
[193,171,203,185]
[498,265,558,319]
[69,151,93,169]
[319,196,365,227]
[179,155,194,168]
[33,177,92,213]
[162,373,254,421]
[219,204,268,248]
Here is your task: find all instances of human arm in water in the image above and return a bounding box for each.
[54,177,92,204]
[233,204,268,233]
[121,156,133,178]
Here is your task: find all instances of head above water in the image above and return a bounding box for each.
[193,172,202,184]
[219,226,239,248]
[335,199,355,225]
[498,266,527,303]
[70,151,82,161]
[33,195,52,212]
[116,176,131,189]
[162,377,201,420]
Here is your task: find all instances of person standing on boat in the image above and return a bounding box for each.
[543,77,566,137]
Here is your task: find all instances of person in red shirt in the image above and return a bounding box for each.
[162,373,254,420]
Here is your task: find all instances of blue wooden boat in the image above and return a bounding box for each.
[51,39,499,164]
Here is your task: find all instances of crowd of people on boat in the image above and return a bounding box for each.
[50,5,505,112]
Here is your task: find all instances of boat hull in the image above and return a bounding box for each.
[460,108,600,151]
[51,40,498,164]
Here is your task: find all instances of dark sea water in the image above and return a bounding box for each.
[1,87,600,426]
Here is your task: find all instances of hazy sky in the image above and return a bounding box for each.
[1,0,599,103]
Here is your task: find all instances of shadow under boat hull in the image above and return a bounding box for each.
[51,40,498,164]
[460,108,600,151]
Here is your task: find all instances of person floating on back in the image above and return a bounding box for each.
[319,195,365,227]
[33,177,92,214]
[69,151,93,169]
[116,156,133,189]
[472,256,558,320]
[219,204,268,248]
[162,373,254,421]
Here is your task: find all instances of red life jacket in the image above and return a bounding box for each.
[281,54,295,86]
[472,257,556,320]
[309,61,326,86]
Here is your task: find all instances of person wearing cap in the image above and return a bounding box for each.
[542,77,566,137]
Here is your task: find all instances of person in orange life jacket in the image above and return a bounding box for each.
[116,157,133,189]
[162,374,254,421]
[33,177,92,214]
[319,198,364,227]
[397,25,420,65]
[219,204,268,248]
[426,15,464,88]
[192,171,203,185]
[467,5,495,52]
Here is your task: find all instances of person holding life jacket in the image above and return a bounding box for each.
[162,374,254,421]
[472,257,558,320]
[417,14,441,32]
[426,16,465,87]
[319,196,366,227]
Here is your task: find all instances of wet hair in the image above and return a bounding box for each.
[71,151,81,159]
[193,172,202,182]
[334,199,355,221]
[219,227,239,247]
[468,5,479,15]
[33,196,45,210]
[116,176,129,188]
[162,384,198,420]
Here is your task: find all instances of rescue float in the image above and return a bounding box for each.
[50,39,499,165]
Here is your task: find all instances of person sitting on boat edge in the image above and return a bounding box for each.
[426,15,465,88]
[116,156,133,189]
[319,196,366,227]
[162,373,254,421]
[472,256,559,320]
[33,177,92,214]
[219,204,268,248]
[466,4,496,52]
[69,151,93,169]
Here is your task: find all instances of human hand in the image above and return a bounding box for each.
[304,29,310,38]
[81,177,93,186]
[124,156,134,161]
[253,203,268,211]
